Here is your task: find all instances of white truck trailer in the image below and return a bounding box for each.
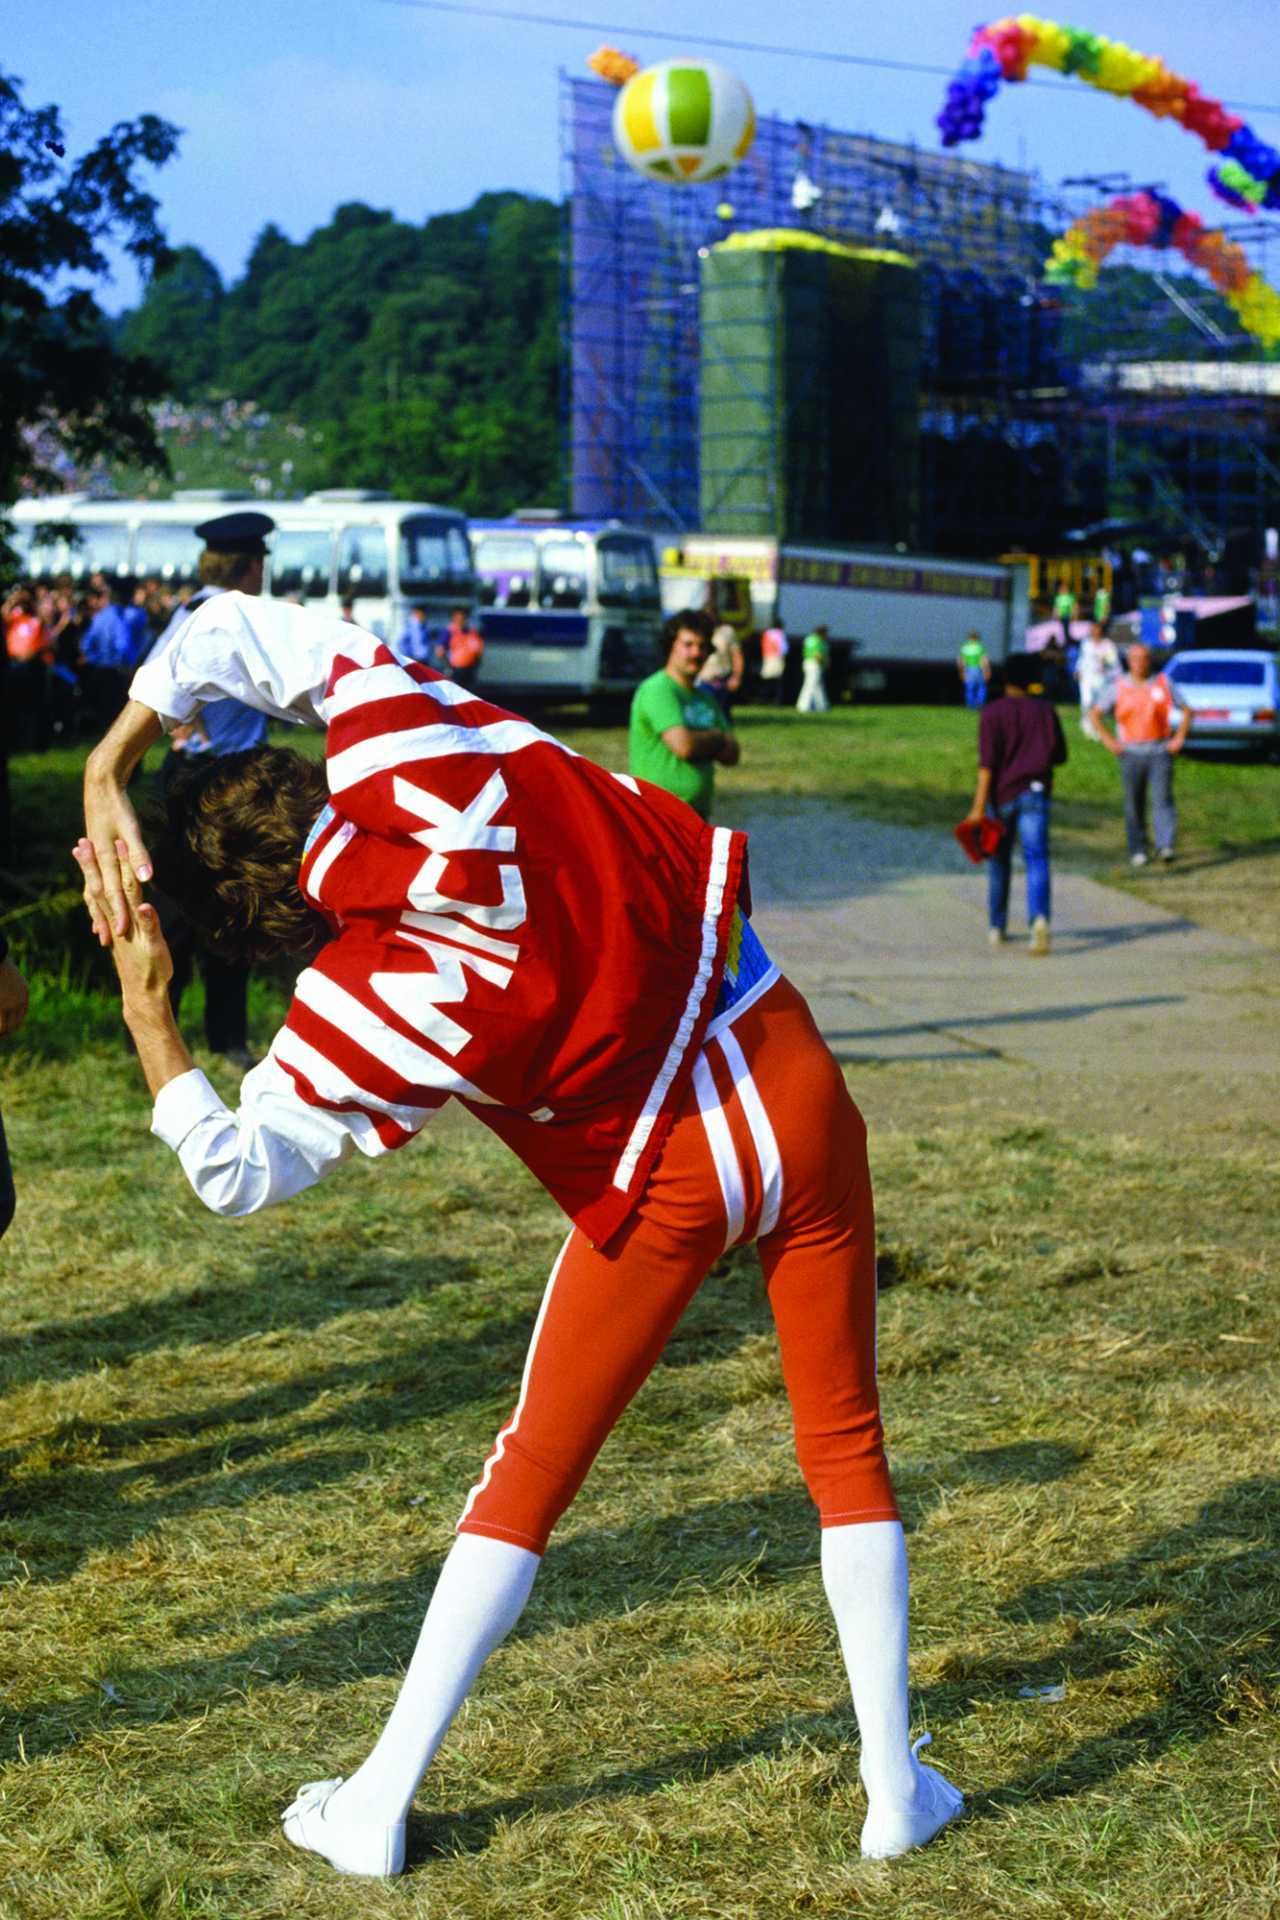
[660,534,1031,699]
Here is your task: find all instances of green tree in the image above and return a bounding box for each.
[119,189,563,512]
[0,66,180,532]
[118,244,223,391]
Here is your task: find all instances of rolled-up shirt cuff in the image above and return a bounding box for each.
[152,1068,228,1149]
[129,657,202,728]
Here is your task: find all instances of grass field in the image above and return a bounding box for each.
[1,709,1277,1918]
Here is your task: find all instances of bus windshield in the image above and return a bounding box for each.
[540,540,588,610]
[474,534,537,608]
[399,516,472,596]
[270,526,333,599]
[597,534,659,608]
[135,521,202,583]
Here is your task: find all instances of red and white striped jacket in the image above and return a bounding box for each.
[132,595,747,1246]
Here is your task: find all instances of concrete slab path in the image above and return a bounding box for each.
[727,799,1277,1081]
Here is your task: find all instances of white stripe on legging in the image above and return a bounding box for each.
[456,1228,575,1531]
[715,1026,784,1239]
[692,1051,745,1252]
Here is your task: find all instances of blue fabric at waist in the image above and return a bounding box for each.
[202,698,269,754]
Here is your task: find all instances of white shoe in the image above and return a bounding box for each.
[987,926,1006,947]
[282,1777,406,1878]
[1028,915,1050,957]
[1130,851,1148,869]
[861,1735,965,1860]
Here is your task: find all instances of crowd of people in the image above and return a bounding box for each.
[3,573,197,752]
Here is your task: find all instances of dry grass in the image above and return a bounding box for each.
[1,716,1277,1917]
[1,1029,1277,1918]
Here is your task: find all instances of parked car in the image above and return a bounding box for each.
[1164,649,1280,755]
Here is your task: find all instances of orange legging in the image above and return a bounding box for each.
[458,976,898,1554]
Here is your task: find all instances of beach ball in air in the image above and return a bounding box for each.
[613,59,756,184]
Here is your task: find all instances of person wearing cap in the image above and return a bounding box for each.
[147,511,277,1071]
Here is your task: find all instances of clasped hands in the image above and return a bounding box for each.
[73,833,173,1011]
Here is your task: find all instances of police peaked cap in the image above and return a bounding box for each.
[194,510,276,555]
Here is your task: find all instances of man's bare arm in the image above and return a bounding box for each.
[660,723,729,764]
[83,700,164,938]
[73,837,194,1097]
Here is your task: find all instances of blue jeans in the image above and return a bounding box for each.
[988,787,1051,931]
[964,669,987,709]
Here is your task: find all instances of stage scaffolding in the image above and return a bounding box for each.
[562,72,1280,562]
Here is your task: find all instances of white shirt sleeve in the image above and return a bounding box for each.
[151,1057,362,1216]
[129,593,382,731]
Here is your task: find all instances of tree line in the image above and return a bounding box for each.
[118,193,562,512]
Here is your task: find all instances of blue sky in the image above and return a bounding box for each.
[9,0,1279,308]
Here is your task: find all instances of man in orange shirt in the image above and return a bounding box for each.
[1091,641,1190,866]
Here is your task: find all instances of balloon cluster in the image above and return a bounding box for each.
[937,18,1280,214]
[588,45,641,85]
[1045,189,1280,347]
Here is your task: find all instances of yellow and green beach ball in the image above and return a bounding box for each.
[613,59,756,184]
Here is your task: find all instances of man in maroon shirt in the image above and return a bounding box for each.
[964,653,1068,955]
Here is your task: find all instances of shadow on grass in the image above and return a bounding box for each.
[0,1247,479,1393]
[1,1445,1089,1766]
[945,1472,1280,1822]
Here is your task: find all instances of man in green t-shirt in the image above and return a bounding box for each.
[956,631,990,709]
[629,610,740,819]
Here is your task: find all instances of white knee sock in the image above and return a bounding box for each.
[328,1532,539,1831]
[820,1520,917,1804]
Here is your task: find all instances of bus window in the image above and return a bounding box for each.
[540,540,588,610]
[400,516,472,597]
[473,534,537,608]
[337,525,390,598]
[135,521,202,583]
[64,521,130,581]
[598,534,659,608]
[270,526,333,600]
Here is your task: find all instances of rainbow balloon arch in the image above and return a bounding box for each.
[1045,190,1280,348]
[936,17,1280,215]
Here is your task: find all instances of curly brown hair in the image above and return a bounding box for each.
[150,747,331,963]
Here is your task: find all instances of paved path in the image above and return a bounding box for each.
[726,799,1277,1080]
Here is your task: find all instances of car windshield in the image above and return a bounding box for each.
[135,522,202,583]
[1171,658,1266,687]
[399,516,472,595]
[597,534,659,608]
[474,534,537,608]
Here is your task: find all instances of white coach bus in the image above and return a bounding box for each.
[9,490,475,647]
[468,515,663,705]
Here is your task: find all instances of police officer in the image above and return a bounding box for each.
[150,511,276,1072]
